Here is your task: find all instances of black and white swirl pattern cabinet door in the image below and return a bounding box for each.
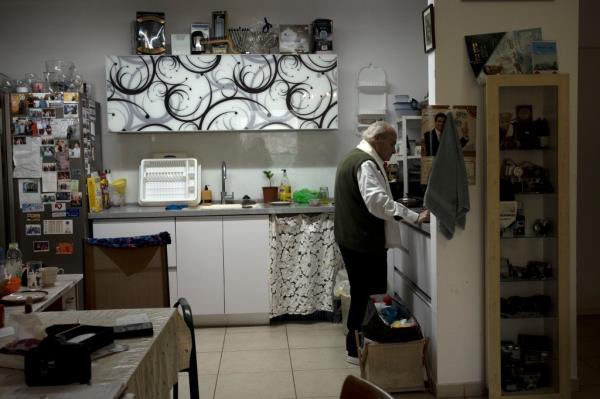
[105,54,338,132]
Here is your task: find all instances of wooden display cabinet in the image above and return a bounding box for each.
[485,74,570,399]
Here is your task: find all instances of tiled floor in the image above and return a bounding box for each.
[172,316,600,399]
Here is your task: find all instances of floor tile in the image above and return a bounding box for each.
[226,324,286,335]
[197,351,222,375]
[291,347,358,370]
[298,397,338,399]
[392,393,437,399]
[288,328,345,349]
[219,349,291,374]
[294,368,359,397]
[223,330,288,351]
[195,328,226,352]
[173,372,217,399]
[286,321,344,332]
[214,371,295,399]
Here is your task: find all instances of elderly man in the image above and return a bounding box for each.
[334,121,429,363]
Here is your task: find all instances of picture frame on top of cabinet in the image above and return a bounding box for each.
[422,5,435,53]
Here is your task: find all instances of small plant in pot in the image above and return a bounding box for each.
[262,170,278,203]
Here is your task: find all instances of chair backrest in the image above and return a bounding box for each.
[84,242,169,309]
[339,375,394,399]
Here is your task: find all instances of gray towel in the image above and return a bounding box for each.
[424,113,470,239]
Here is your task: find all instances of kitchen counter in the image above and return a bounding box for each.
[88,202,430,233]
[87,202,335,219]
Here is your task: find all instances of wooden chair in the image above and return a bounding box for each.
[173,298,200,399]
[84,238,169,309]
[339,375,394,399]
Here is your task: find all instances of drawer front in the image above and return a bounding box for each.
[395,223,432,297]
[394,270,432,338]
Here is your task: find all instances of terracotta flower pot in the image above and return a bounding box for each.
[262,186,279,203]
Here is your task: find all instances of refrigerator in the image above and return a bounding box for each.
[1,91,102,274]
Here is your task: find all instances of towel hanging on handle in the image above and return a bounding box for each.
[424,113,470,239]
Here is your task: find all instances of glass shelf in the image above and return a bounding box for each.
[502,387,555,396]
[500,277,555,282]
[513,191,555,196]
[500,147,557,152]
[500,235,556,239]
[501,314,555,320]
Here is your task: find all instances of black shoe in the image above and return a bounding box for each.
[346,329,358,358]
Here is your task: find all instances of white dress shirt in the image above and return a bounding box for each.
[356,140,419,248]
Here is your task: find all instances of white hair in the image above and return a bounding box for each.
[362,121,395,141]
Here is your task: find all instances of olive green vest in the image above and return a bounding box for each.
[334,148,385,252]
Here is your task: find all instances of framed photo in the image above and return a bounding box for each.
[279,25,311,54]
[422,5,435,53]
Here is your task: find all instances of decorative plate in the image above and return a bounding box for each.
[1,290,48,305]
[270,201,292,206]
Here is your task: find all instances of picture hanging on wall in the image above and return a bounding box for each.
[422,5,435,53]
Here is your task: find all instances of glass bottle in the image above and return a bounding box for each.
[6,242,23,278]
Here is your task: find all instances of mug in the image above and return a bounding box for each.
[41,267,64,287]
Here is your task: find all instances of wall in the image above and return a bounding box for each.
[431,0,578,388]
[0,0,428,202]
[577,0,600,315]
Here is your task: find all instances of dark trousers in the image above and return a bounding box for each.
[339,245,387,353]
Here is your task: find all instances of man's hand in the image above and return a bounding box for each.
[417,209,430,224]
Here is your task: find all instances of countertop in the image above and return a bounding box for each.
[88,202,430,235]
[88,202,335,219]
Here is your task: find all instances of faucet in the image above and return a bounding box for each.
[221,161,227,204]
[220,161,234,204]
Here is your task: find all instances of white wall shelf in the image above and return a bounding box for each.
[356,64,387,134]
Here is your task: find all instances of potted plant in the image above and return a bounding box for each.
[262,170,278,203]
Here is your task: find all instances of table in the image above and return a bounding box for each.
[0,308,192,399]
[3,274,83,315]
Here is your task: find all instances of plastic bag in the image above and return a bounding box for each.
[361,300,423,343]
[292,188,319,204]
[334,268,350,298]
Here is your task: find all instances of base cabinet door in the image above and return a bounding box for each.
[176,217,224,315]
[223,215,269,314]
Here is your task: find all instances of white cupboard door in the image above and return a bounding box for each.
[176,217,224,315]
[92,218,178,305]
[223,215,269,314]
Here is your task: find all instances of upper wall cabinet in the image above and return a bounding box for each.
[105,54,338,132]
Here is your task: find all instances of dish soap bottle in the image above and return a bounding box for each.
[279,169,292,201]
[201,185,212,205]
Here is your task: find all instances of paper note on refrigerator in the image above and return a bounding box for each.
[13,137,42,178]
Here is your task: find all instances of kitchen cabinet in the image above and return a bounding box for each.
[92,218,178,306]
[175,215,270,317]
[223,216,270,314]
[390,222,433,370]
[485,74,570,398]
[176,217,224,315]
[106,54,338,132]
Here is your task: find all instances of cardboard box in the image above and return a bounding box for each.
[359,337,428,393]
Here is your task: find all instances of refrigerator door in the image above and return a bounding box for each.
[6,92,101,274]
[0,98,8,248]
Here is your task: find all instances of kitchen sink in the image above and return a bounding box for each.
[185,203,245,210]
